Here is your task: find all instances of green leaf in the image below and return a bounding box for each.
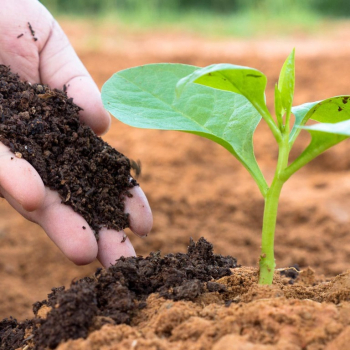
[302,119,350,136]
[277,49,295,114]
[176,63,269,114]
[175,63,282,142]
[300,120,350,159]
[102,63,268,195]
[283,119,350,180]
[289,96,350,147]
[274,84,283,128]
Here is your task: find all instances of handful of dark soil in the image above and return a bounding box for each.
[0,238,237,350]
[0,65,137,237]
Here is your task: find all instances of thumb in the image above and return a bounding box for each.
[39,20,110,135]
[0,143,45,212]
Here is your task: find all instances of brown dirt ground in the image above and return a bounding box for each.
[54,267,350,350]
[2,21,350,349]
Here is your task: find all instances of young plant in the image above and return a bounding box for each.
[101,50,350,284]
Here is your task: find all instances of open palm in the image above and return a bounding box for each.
[0,0,152,267]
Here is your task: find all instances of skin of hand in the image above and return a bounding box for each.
[0,0,153,267]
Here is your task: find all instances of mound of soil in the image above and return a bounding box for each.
[0,65,136,237]
[0,238,236,350]
[55,268,350,350]
[2,238,350,350]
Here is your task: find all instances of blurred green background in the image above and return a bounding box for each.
[40,0,350,37]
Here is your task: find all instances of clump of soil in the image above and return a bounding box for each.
[0,65,136,236]
[3,239,350,350]
[0,238,237,350]
[49,268,350,350]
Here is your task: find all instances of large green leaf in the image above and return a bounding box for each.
[102,63,268,194]
[277,49,295,114]
[176,63,271,118]
[283,119,350,180]
[274,84,283,128]
[289,96,350,147]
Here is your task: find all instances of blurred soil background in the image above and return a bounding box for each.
[2,0,350,320]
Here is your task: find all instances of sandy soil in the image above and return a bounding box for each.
[54,268,350,350]
[2,20,350,349]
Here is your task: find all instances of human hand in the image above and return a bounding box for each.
[0,0,152,267]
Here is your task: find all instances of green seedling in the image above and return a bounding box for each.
[101,49,350,284]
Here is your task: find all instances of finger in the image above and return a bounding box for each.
[39,20,110,135]
[97,228,136,268]
[124,186,153,237]
[0,143,45,211]
[96,186,152,267]
[3,187,98,265]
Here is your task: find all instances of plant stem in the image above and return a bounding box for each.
[250,101,282,143]
[258,134,289,284]
[258,177,283,284]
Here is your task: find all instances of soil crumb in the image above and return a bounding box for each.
[0,65,136,237]
[27,22,37,41]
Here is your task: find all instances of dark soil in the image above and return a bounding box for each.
[0,238,237,350]
[27,22,38,41]
[0,65,137,237]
